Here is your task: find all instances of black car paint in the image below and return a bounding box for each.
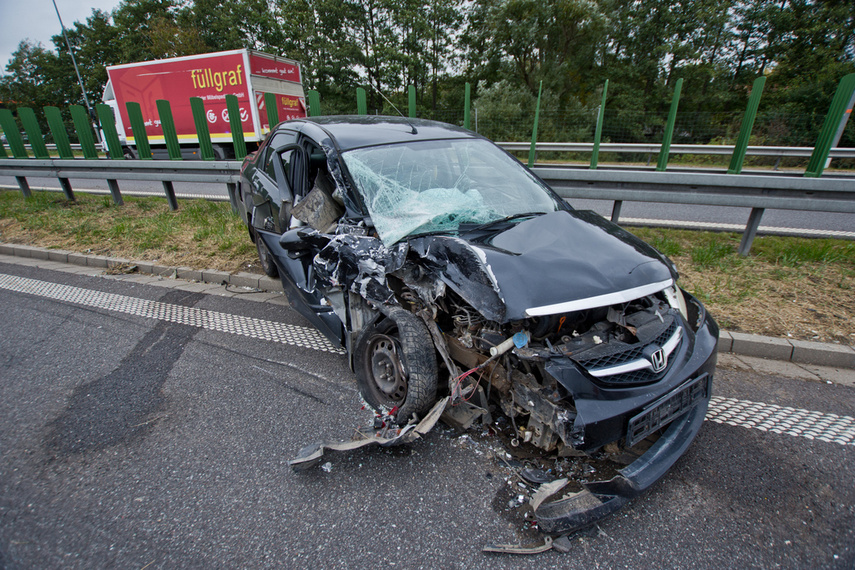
[239,116,719,536]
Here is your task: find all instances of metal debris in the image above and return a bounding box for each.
[289,397,448,471]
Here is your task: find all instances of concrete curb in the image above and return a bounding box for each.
[1,242,853,370]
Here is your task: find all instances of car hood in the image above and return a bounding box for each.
[410,210,675,322]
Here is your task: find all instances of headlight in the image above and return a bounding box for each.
[663,285,689,320]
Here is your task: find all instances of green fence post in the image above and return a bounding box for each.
[527,81,543,168]
[94,104,124,204]
[18,108,49,159]
[590,79,609,170]
[357,87,367,115]
[125,102,152,160]
[154,99,181,209]
[225,94,247,160]
[190,97,216,161]
[656,79,683,171]
[263,92,279,131]
[44,106,75,200]
[408,85,416,118]
[155,99,182,161]
[0,109,31,195]
[463,82,471,130]
[96,104,124,160]
[728,76,766,174]
[44,107,73,159]
[805,73,855,178]
[0,109,29,158]
[307,90,321,117]
[69,105,99,159]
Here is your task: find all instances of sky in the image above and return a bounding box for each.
[0,0,123,73]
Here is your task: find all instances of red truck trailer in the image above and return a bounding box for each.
[103,49,306,159]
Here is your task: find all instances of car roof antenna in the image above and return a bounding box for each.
[370,84,418,135]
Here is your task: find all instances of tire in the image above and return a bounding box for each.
[254,229,279,278]
[355,307,438,424]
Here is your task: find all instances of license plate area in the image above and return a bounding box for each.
[626,373,711,447]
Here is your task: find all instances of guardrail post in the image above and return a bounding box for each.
[44,106,75,200]
[611,201,623,223]
[96,104,125,205]
[227,183,239,214]
[14,176,32,198]
[225,94,248,160]
[0,137,7,158]
[727,76,765,174]
[463,82,471,130]
[307,90,321,117]
[591,79,609,170]
[0,109,29,158]
[408,85,416,118]
[357,87,368,115]
[656,78,683,171]
[69,105,99,159]
[738,207,765,256]
[190,97,216,161]
[262,93,279,132]
[125,102,153,160]
[18,108,49,159]
[805,73,855,178]
[528,81,543,168]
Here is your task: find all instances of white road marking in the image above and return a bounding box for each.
[0,272,345,354]
[3,272,852,445]
[706,396,855,446]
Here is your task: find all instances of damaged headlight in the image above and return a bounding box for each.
[663,285,688,321]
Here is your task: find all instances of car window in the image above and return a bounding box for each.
[263,131,297,181]
[342,138,560,245]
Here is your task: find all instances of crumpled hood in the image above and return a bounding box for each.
[411,210,674,322]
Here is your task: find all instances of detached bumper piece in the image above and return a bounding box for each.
[535,379,710,535]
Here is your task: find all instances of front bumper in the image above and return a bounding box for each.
[536,294,718,534]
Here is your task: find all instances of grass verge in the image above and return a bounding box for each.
[1,190,853,345]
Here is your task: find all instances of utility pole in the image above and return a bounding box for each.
[51,0,95,119]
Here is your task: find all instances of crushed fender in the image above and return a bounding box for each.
[289,397,449,471]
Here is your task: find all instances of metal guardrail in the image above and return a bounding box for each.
[0,158,242,211]
[532,166,855,254]
[1,157,853,255]
[499,142,855,158]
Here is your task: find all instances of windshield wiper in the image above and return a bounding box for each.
[462,212,546,233]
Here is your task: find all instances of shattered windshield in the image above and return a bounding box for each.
[342,138,561,245]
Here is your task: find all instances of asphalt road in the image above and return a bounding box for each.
[1,260,853,569]
[2,175,854,237]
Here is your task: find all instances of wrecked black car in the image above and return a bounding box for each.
[233,116,719,535]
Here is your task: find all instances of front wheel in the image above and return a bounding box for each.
[355,307,438,424]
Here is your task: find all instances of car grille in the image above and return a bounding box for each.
[572,320,682,386]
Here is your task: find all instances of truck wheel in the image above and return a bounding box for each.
[253,229,279,278]
[355,307,438,424]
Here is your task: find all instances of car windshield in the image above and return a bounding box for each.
[342,138,561,245]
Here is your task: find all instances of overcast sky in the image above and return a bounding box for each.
[1,0,123,73]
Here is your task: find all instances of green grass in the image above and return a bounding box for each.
[2,189,853,343]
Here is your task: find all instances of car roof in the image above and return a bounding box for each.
[284,115,479,151]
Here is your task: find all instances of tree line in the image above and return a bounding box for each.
[1,0,853,147]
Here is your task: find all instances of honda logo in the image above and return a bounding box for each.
[650,349,667,373]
